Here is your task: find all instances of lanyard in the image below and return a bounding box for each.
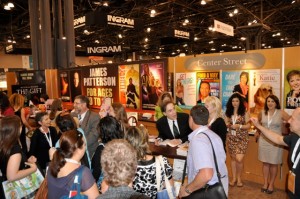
[231,115,238,125]
[291,138,300,169]
[40,127,52,148]
[267,110,277,128]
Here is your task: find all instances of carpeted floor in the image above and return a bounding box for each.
[228,180,288,199]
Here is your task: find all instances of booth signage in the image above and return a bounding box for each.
[17,70,45,85]
[174,29,190,39]
[12,84,46,96]
[5,44,14,53]
[107,15,134,28]
[86,45,122,55]
[185,53,266,70]
[214,19,234,36]
[74,16,86,29]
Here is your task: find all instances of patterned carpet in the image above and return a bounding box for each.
[228,180,288,199]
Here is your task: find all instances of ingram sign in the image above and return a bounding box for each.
[86,45,122,55]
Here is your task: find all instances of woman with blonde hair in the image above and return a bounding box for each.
[154,91,183,120]
[204,96,227,151]
[125,126,173,198]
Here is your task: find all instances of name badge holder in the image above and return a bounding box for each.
[287,138,300,194]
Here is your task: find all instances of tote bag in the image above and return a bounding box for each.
[1,169,44,199]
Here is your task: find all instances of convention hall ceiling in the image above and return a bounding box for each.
[0,0,299,59]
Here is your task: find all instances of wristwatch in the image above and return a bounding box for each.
[185,186,192,194]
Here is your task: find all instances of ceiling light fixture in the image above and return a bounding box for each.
[201,0,206,5]
[150,9,156,17]
[7,2,14,8]
[233,9,238,14]
[146,27,151,32]
[118,34,122,38]
[4,2,14,10]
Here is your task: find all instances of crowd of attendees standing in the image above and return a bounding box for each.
[0,90,299,199]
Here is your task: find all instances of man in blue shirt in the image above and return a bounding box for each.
[179,105,228,198]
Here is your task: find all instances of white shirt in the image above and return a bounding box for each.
[167,118,180,138]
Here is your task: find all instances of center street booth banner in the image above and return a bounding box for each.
[81,65,119,109]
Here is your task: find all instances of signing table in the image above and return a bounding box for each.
[148,142,186,160]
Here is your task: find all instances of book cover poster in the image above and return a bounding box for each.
[70,69,82,102]
[59,71,71,102]
[140,62,165,110]
[284,69,300,113]
[175,73,196,107]
[248,69,280,117]
[221,71,244,111]
[119,64,140,110]
[197,71,220,105]
[81,66,119,109]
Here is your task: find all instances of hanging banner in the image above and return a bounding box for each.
[81,65,119,108]
[17,70,45,85]
[214,19,234,36]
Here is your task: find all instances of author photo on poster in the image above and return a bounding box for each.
[285,69,300,109]
[70,70,82,101]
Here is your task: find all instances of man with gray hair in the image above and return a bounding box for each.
[179,105,228,198]
[71,95,100,158]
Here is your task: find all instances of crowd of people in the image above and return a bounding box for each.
[0,89,299,199]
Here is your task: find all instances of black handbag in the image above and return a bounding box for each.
[182,133,227,199]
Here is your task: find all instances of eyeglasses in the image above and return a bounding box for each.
[74,102,83,105]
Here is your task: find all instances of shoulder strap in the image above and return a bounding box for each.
[155,156,162,191]
[181,133,223,185]
[202,133,222,183]
[74,166,84,194]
